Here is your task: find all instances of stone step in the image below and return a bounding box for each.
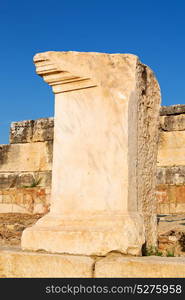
[1,250,185,278]
[95,253,185,278]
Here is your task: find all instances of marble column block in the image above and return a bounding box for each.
[21,51,161,255]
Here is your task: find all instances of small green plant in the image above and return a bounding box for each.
[22,177,42,188]
[145,246,163,256]
[166,250,175,257]
[145,246,155,256]
[155,249,163,256]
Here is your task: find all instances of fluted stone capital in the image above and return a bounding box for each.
[34,51,97,93]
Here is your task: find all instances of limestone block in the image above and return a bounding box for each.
[0,203,30,213]
[176,203,185,213]
[94,253,185,278]
[160,114,185,131]
[0,188,51,214]
[157,166,185,185]
[10,118,54,144]
[15,171,52,188]
[10,120,34,144]
[158,131,185,167]
[160,204,170,214]
[0,171,52,190]
[160,104,185,116]
[32,117,54,142]
[176,186,185,203]
[1,250,185,278]
[169,203,177,214]
[22,51,161,255]
[158,214,185,234]
[0,142,53,172]
[156,168,166,185]
[156,184,185,214]
[0,250,94,278]
[0,204,13,213]
[158,230,185,257]
[0,173,17,189]
[0,145,9,167]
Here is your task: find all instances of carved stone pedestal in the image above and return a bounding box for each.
[21,51,161,255]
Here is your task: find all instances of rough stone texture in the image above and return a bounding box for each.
[158,214,185,234]
[0,141,53,172]
[22,51,161,256]
[160,114,185,131]
[2,105,185,260]
[157,166,185,185]
[2,105,185,253]
[157,185,185,214]
[160,104,185,116]
[10,118,54,144]
[158,230,185,257]
[157,108,185,216]
[10,120,34,144]
[94,253,185,277]
[0,145,9,166]
[0,171,52,189]
[157,131,185,167]
[136,63,161,247]
[0,249,94,278]
[0,214,43,247]
[0,116,53,255]
[158,214,185,256]
[32,118,54,142]
[1,250,185,278]
[0,187,50,214]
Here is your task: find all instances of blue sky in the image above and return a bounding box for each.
[0,0,185,144]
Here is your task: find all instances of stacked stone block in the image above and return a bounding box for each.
[157,105,185,214]
[0,118,53,246]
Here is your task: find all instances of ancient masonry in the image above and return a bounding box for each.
[157,105,185,214]
[1,51,185,277]
[1,105,185,246]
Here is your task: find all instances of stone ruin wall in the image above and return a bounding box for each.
[157,105,185,215]
[1,104,185,246]
[0,118,53,246]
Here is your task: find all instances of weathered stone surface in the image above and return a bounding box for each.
[158,230,185,256]
[32,117,54,142]
[94,253,185,277]
[157,131,185,167]
[22,51,161,255]
[157,185,185,214]
[160,105,185,116]
[10,118,54,144]
[0,173,17,189]
[157,214,185,256]
[1,250,185,278]
[10,120,34,144]
[158,214,185,234]
[160,114,185,131]
[0,145,9,166]
[0,213,43,247]
[0,187,51,214]
[137,63,161,247]
[0,171,52,189]
[0,249,94,278]
[157,166,185,185]
[0,142,53,172]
